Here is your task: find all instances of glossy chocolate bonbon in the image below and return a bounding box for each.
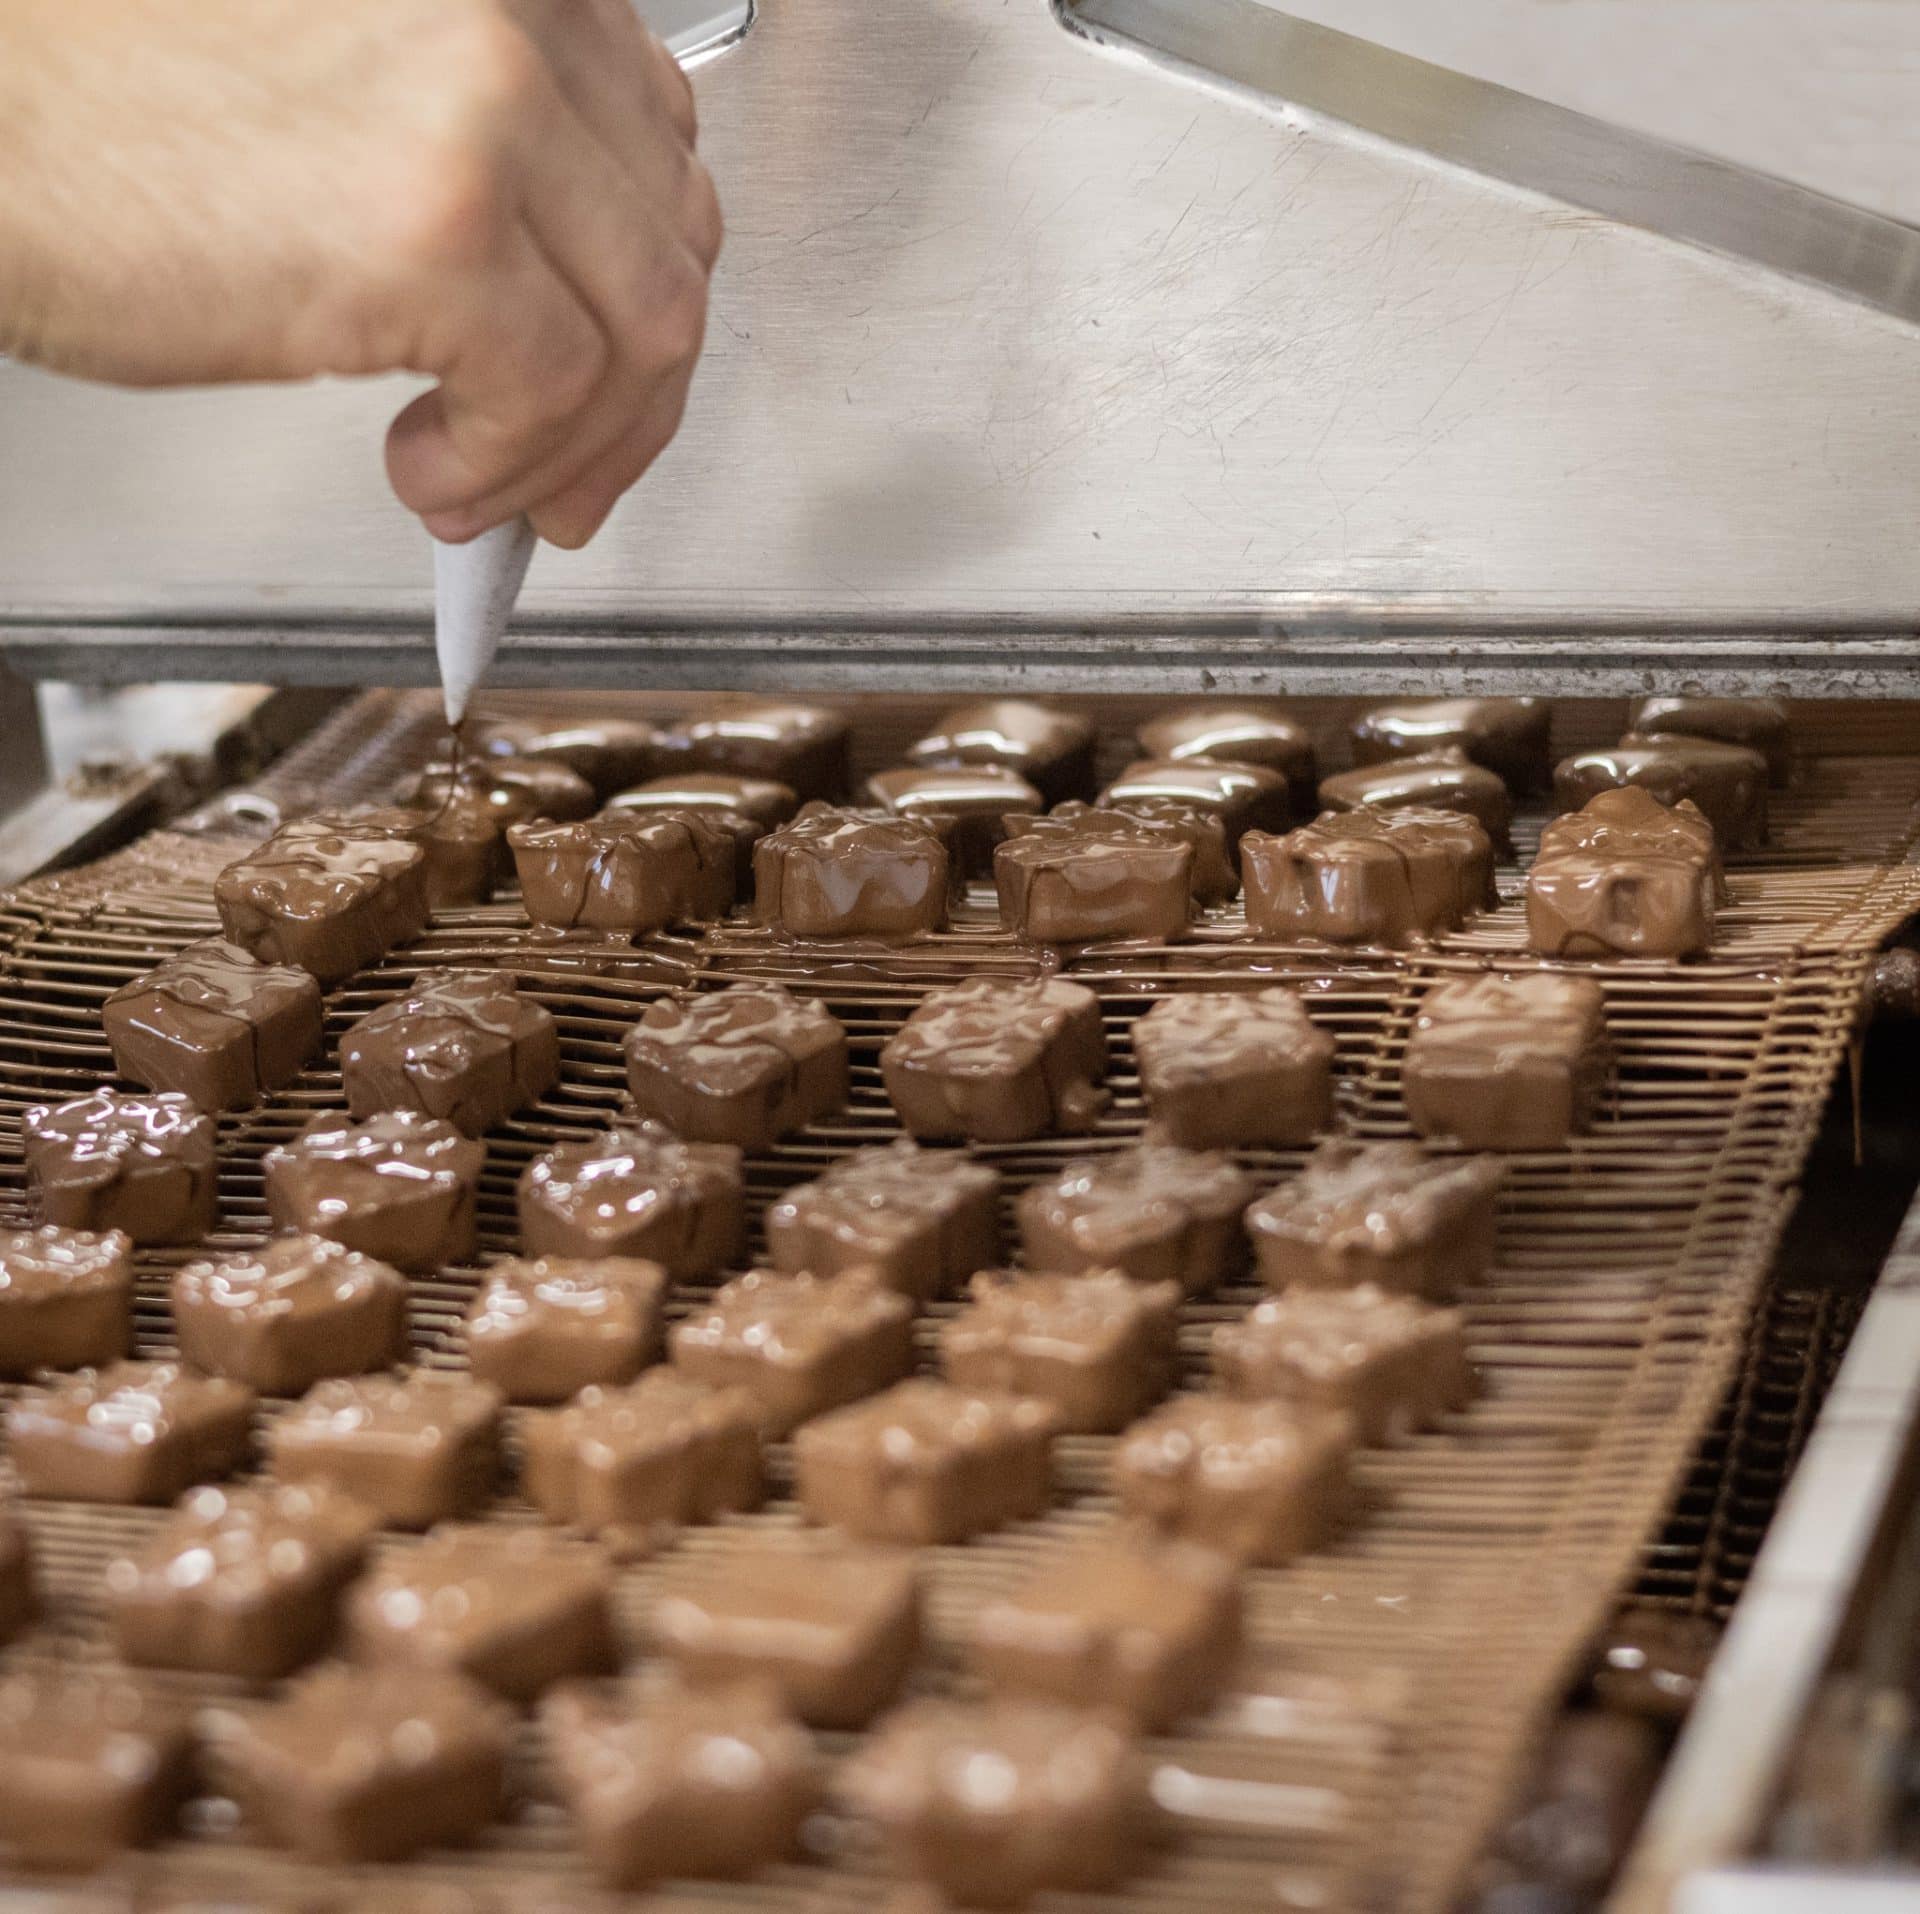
[654,701,850,802]
[1527,786,1721,960]
[863,764,1044,877]
[1319,747,1514,851]
[1631,694,1790,787]
[1554,734,1769,849]
[906,699,1097,805]
[753,806,952,940]
[993,807,1195,945]
[1134,703,1317,807]
[1133,987,1336,1148]
[104,938,323,1109]
[463,1254,667,1403]
[24,1089,218,1246]
[509,809,736,934]
[1350,697,1551,793]
[0,1224,133,1375]
[1100,756,1292,846]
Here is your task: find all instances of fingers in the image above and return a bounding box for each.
[508,0,697,157]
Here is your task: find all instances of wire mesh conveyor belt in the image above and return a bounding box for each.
[0,689,1918,1912]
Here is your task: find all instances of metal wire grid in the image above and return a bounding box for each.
[0,693,1914,1911]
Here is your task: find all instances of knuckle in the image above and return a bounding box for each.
[541,320,608,417]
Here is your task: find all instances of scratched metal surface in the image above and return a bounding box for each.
[5,0,1920,638]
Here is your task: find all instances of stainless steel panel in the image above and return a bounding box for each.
[4,0,1920,651]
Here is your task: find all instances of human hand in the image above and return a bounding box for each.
[0,0,721,546]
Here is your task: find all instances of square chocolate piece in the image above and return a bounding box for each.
[1113,1396,1354,1564]
[863,764,1045,877]
[1319,747,1514,851]
[520,1370,764,1537]
[24,1089,218,1246]
[1403,972,1611,1151]
[8,1361,255,1503]
[109,1480,379,1679]
[971,1531,1241,1729]
[518,1120,744,1277]
[225,1663,509,1864]
[753,807,951,940]
[0,1669,191,1868]
[993,808,1195,946]
[545,1680,817,1887]
[1349,697,1551,793]
[845,1698,1144,1907]
[906,700,1098,805]
[341,968,560,1136]
[940,1270,1178,1434]
[1213,1285,1472,1441]
[671,1269,915,1436]
[1134,703,1318,807]
[1017,1140,1254,1293]
[1100,757,1292,847]
[1245,1139,1504,1300]
[485,719,662,798]
[214,821,430,985]
[1527,786,1721,960]
[654,701,850,802]
[508,810,735,934]
[264,1110,484,1272]
[104,937,324,1110]
[650,1540,921,1728]
[173,1232,410,1394]
[608,771,800,828]
[0,1224,133,1375]
[348,1525,617,1702]
[464,1254,667,1403]
[882,975,1109,1142]
[765,1140,1002,1302]
[1059,794,1238,905]
[0,1509,32,1645]
[1553,735,1769,849]
[1134,988,1336,1148]
[794,1380,1056,1545]
[266,1371,503,1529]
[624,983,849,1149]
[1631,695,1791,787]
[1241,808,1495,947]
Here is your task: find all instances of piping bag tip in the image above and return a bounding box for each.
[432,515,538,729]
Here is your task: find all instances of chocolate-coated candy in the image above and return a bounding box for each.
[1213,1285,1472,1441]
[1245,1138,1504,1301]
[264,1110,484,1272]
[941,1270,1178,1434]
[173,1232,409,1394]
[1403,972,1611,1151]
[8,1362,255,1504]
[545,1680,817,1887]
[972,1530,1241,1729]
[518,1120,744,1276]
[863,764,1044,877]
[225,1663,509,1864]
[766,1140,1001,1302]
[214,822,429,984]
[1100,756,1291,847]
[104,938,323,1109]
[348,1525,618,1702]
[340,967,559,1136]
[1554,734,1768,849]
[654,701,850,802]
[906,700,1097,805]
[651,1541,921,1729]
[1113,1395,1353,1564]
[266,1371,502,1530]
[1135,703,1317,806]
[1320,747,1514,851]
[1018,1139,1253,1293]
[0,1224,133,1375]
[846,1698,1144,1908]
[624,983,848,1150]
[463,1254,667,1404]
[520,1371,764,1537]
[1134,987,1336,1148]
[993,808,1194,945]
[754,806,951,940]
[1527,786,1721,960]
[509,809,735,934]
[671,1269,915,1437]
[109,1480,379,1680]
[606,771,799,827]
[479,719,662,798]
[1055,794,1237,904]
[412,753,597,823]
[24,1089,218,1247]
[0,1669,191,1868]
[1631,695,1790,787]
[1241,807,1494,947]
[795,1380,1056,1546]
[882,975,1109,1142]
[1350,697,1551,793]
